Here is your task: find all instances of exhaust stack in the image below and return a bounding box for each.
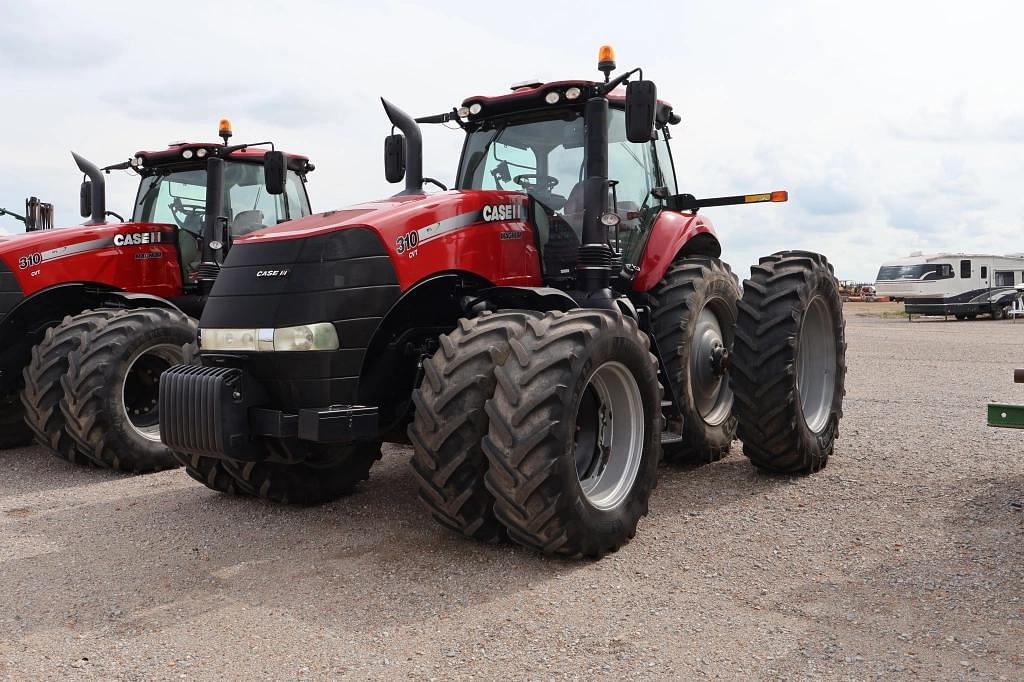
[72,152,106,225]
[381,98,423,195]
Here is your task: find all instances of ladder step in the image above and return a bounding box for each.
[661,431,683,445]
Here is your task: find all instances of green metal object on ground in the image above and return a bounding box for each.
[988,403,1024,429]
[988,368,1024,428]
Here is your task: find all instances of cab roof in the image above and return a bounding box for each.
[460,79,674,124]
[132,142,312,173]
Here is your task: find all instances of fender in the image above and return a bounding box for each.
[631,211,721,292]
[101,291,184,313]
[476,285,577,312]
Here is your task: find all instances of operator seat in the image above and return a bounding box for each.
[178,213,203,273]
[231,210,266,238]
[562,182,586,239]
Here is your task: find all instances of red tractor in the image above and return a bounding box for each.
[161,48,847,557]
[0,123,315,472]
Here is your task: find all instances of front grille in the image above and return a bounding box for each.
[197,227,401,411]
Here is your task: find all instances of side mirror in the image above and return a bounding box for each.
[625,80,657,143]
[384,134,406,183]
[263,151,288,195]
[80,180,92,218]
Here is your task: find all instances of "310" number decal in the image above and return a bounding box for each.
[18,252,41,269]
[395,230,419,254]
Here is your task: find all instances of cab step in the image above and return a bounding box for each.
[660,431,683,445]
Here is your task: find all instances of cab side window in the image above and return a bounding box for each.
[960,260,972,278]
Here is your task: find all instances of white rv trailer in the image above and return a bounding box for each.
[874,252,1024,319]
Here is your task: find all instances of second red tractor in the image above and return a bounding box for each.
[0,124,314,471]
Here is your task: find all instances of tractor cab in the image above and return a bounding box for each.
[77,120,314,290]
[454,78,679,278]
[386,45,785,299]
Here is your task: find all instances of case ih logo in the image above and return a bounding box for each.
[113,232,157,247]
[481,204,522,222]
[256,270,290,278]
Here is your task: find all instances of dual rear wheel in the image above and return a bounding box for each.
[410,251,846,557]
[21,307,195,472]
[411,309,662,558]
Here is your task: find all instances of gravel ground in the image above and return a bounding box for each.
[1,307,1022,680]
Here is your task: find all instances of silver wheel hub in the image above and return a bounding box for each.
[122,344,181,443]
[796,296,837,433]
[690,302,733,426]
[573,361,645,511]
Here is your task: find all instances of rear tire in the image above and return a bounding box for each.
[648,257,740,464]
[731,251,847,474]
[0,393,33,449]
[21,310,117,465]
[60,308,195,473]
[483,309,661,559]
[220,440,383,505]
[409,310,540,542]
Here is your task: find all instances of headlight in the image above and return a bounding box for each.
[565,87,581,100]
[200,323,339,352]
[182,149,194,159]
[200,328,258,351]
[196,148,208,158]
[457,106,470,118]
[600,212,621,227]
[273,323,339,351]
[469,102,482,115]
[544,91,561,104]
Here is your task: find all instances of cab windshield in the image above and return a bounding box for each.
[456,108,677,269]
[133,161,311,239]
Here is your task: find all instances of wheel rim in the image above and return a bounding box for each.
[573,361,645,511]
[690,300,734,426]
[796,296,837,433]
[122,344,180,442]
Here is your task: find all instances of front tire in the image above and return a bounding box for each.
[483,310,661,559]
[731,251,847,474]
[220,440,383,505]
[60,308,195,473]
[648,257,740,464]
[409,310,540,543]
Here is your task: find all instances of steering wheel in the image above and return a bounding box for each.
[514,174,559,192]
[169,197,205,234]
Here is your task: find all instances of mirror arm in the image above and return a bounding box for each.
[597,67,641,96]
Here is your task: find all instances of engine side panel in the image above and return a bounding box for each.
[0,223,185,302]
[238,190,543,291]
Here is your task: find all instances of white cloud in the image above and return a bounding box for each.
[1,0,1022,281]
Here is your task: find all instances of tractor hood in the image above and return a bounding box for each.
[232,189,538,292]
[0,221,181,305]
[0,222,176,266]
[237,190,523,246]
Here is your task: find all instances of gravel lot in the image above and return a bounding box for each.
[1,305,1022,680]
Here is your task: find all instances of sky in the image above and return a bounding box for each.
[0,0,1021,281]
